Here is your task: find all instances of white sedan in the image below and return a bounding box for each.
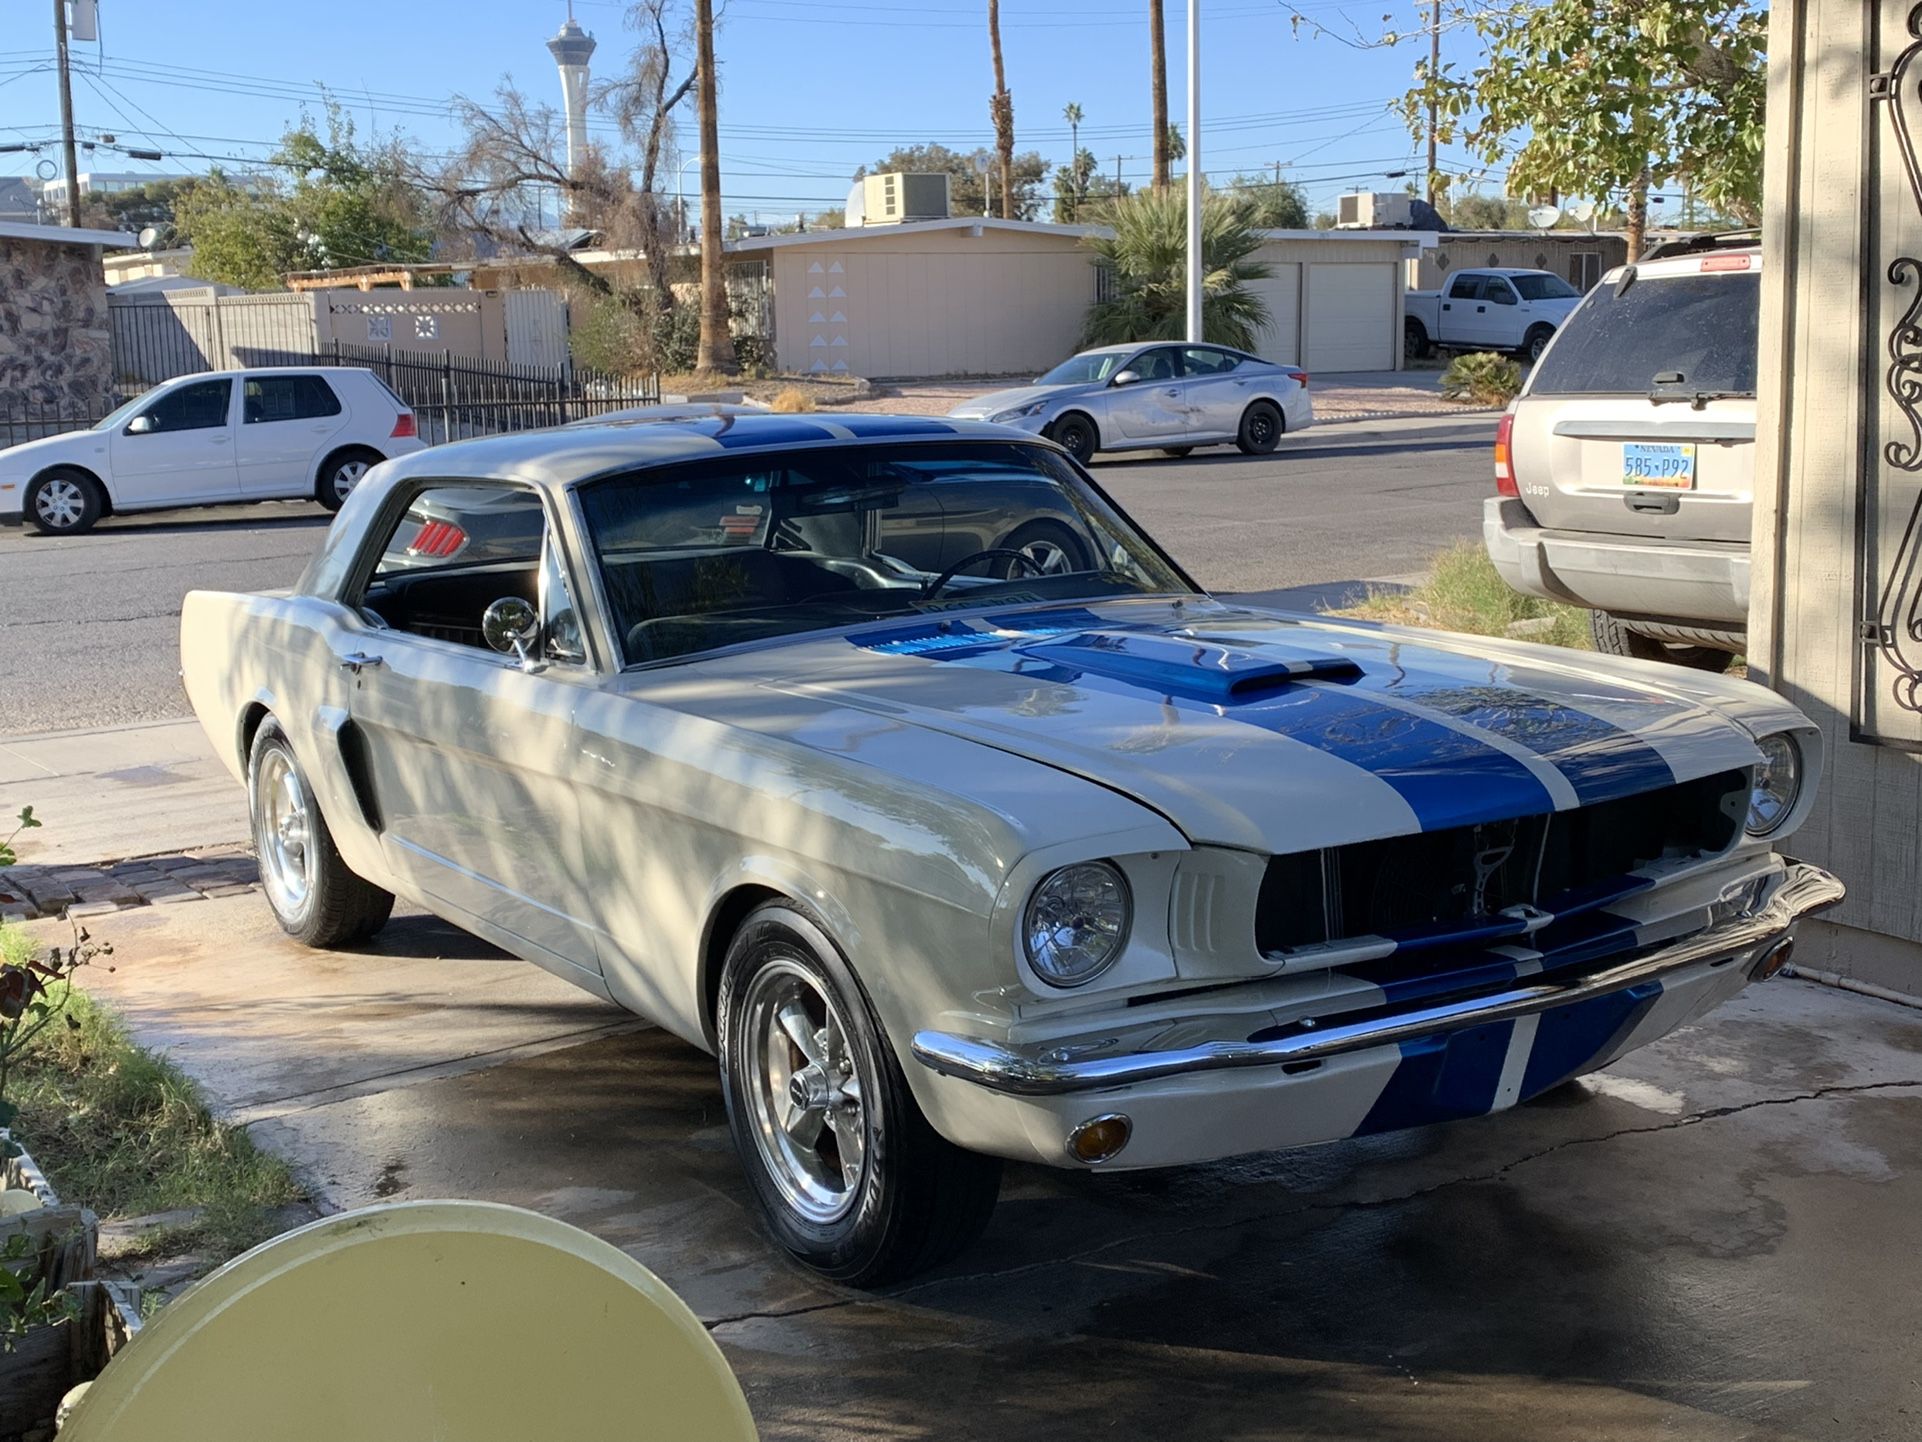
[0,367,425,535]
[948,342,1312,462]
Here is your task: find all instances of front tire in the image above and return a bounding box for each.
[316,447,383,512]
[1045,412,1098,464]
[718,903,1000,1286]
[248,719,394,947]
[1588,611,1735,672]
[1236,400,1284,456]
[26,469,104,536]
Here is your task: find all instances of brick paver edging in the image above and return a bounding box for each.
[0,847,259,923]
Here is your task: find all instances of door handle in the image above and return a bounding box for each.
[340,652,385,674]
[1161,387,1181,396]
[1442,303,1451,311]
[208,435,230,444]
[1477,305,1487,312]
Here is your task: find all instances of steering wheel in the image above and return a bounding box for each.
[919,548,1043,600]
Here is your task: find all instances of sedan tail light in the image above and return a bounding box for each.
[1494,410,1519,498]
[391,412,417,439]
[1287,369,1309,387]
[406,519,467,559]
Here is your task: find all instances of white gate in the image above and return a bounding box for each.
[504,290,571,370]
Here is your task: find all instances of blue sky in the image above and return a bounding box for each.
[0,0,1526,221]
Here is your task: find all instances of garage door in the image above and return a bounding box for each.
[1246,263,1300,364]
[1303,262,1397,372]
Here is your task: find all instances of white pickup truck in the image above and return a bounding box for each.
[1403,267,1585,364]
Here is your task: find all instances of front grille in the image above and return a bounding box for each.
[1255,769,1748,954]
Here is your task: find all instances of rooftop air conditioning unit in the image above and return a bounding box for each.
[856,172,951,225]
[1335,191,1416,230]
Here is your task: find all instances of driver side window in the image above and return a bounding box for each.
[357,484,584,663]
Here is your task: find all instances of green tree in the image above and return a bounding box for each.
[857,143,1050,220]
[1405,0,1766,255]
[1228,172,1309,230]
[1082,186,1272,351]
[1053,148,1132,222]
[174,174,298,291]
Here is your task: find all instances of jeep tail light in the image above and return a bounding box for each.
[1494,410,1519,498]
[391,412,417,439]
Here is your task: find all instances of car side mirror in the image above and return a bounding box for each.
[1110,370,1140,387]
[482,597,544,672]
[126,414,156,435]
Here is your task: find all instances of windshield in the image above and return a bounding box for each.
[1036,351,1133,385]
[1527,272,1760,397]
[1511,273,1580,301]
[578,440,1193,666]
[92,392,150,431]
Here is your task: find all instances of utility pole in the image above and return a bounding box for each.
[53,0,80,227]
[1425,0,1440,205]
[1115,153,1123,193]
[1185,0,1202,342]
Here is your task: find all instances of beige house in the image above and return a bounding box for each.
[732,218,1427,380]
[1407,230,1631,294]
[1752,0,1922,1002]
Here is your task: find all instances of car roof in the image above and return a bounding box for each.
[1600,246,1762,284]
[372,412,1027,489]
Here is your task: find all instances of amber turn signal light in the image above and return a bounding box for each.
[1067,1113,1133,1165]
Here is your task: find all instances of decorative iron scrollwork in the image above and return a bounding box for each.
[1870,3,1922,714]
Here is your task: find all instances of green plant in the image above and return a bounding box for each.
[0,922,102,1153]
[1334,541,1592,650]
[650,302,702,375]
[1081,187,1273,351]
[0,806,39,869]
[1440,351,1524,407]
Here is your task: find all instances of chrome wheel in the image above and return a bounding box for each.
[330,458,370,503]
[1019,538,1073,575]
[253,745,314,916]
[741,958,869,1224]
[33,477,86,530]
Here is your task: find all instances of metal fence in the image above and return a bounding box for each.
[327,341,661,446]
[109,293,319,387]
[1,403,117,450]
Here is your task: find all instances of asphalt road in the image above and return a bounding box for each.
[0,418,1494,737]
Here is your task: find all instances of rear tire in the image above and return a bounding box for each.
[1588,611,1735,672]
[26,468,104,536]
[248,718,395,948]
[1404,318,1432,361]
[1523,325,1555,364]
[718,903,1001,1286]
[998,518,1091,578]
[1235,400,1284,456]
[316,447,383,512]
[1045,412,1098,464]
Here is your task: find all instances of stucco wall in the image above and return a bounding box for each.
[1407,233,1628,293]
[1751,0,1922,997]
[0,236,113,411]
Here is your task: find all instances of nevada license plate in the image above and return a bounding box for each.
[1622,442,1697,488]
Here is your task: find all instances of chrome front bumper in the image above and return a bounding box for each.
[912,861,1845,1098]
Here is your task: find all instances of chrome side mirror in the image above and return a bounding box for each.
[1110,369,1140,387]
[482,597,544,671]
[126,414,156,434]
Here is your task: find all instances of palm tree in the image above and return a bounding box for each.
[693,0,735,372]
[987,0,1015,219]
[1063,102,1084,214]
[1148,0,1169,191]
[1082,186,1272,350]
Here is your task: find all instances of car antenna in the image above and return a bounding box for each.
[1614,265,1638,298]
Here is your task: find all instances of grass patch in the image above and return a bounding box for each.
[6,978,299,1261]
[1332,541,1593,650]
[0,920,31,969]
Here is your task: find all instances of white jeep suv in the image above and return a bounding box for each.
[1484,234,1760,669]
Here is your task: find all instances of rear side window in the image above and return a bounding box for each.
[1530,272,1760,397]
[243,375,342,424]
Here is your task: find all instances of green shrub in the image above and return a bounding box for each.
[1335,541,1592,650]
[1440,350,1524,406]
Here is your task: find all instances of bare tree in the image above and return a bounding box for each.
[1149,0,1169,191]
[694,0,736,372]
[987,0,1015,220]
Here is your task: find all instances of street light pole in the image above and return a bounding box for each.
[53,0,80,227]
[1184,0,1202,342]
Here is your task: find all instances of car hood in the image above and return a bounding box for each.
[0,429,101,473]
[947,383,1087,419]
[745,597,1789,852]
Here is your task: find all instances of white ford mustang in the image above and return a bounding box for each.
[181,411,1841,1284]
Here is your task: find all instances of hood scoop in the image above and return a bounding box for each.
[1014,630,1360,704]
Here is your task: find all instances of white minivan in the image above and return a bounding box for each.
[0,367,424,535]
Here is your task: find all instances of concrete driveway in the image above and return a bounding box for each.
[43,894,1922,1441]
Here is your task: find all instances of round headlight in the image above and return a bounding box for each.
[1747,732,1802,836]
[1023,862,1132,987]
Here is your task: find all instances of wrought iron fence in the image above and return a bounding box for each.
[328,341,660,446]
[1,404,116,450]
